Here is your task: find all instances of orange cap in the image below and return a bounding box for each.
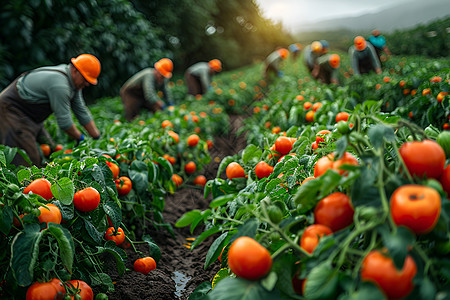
[209,59,222,72]
[155,58,173,78]
[71,54,101,85]
[354,36,367,51]
[311,41,323,53]
[329,54,340,68]
[278,48,289,59]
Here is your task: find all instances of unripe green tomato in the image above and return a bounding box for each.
[336,121,350,134]
[269,232,281,243]
[267,206,283,224]
[425,178,444,195]
[95,293,109,300]
[7,183,20,193]
[74,294,82,300]
[437,131,450,158]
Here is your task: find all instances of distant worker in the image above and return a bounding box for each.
[348,36,382,76]
[263,48,289,82]
[120,58,174,122]
[312,54,341,85]
[303,41,324,73]
[0,54,102,167]
[185,59,222,96]
[289,43,302,60]
[319,40,330,54]
[368,29,391,63]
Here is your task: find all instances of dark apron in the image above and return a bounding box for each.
[120,84,160,122]
[0,69,67,166]
[185,71,204,96]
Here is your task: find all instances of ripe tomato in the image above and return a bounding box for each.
[305,110,315,122]
[315,130,331,144]
[38,204,62,225]
[390,185,441,234]
[399,140,445,179]
[226,162,245,179]
[104,226,125,245]
[335,112,349,123]
[312,102,322,112]
[300,224,333,254]
[275,136,293,155]
[161,120,173,128]
[361,250,417,299]
[26,278,65,300]
[24,178,53,200]
[40,144,51,157]
[184,161,197,174]
[303,101,312,110]
[193,175,207,187]
[311,141,318,150]
[172,174,183,187]
[228,236,272,280]
[106,161,119,179]
[440,165,450,196]
[314,192,354,232]
[168,130,179,143]
[54,144,64,152]
[115,176,132,196]
[134,257,157,275]
[162,154,176,165]
[314,152,358,177]
[65,280,93,300]
[73,187,100,212]
[187,134,200,147]
[255,161,274,179]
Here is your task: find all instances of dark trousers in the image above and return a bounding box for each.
[120,85,160,122]
[185,72,204,96]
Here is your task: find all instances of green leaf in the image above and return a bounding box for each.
[45,223,74,273]
[0,151,6,166]
[142,235,162,262]
[204,232,228,269]
[97,241,127,275]
[0,206,13,235]
[155,156,173,175]
[11,223,43,286]
[129,160,149,195]
[294,178,321,212]
[378,225,415,269]
[175,210,202,227]
[210,194,235,208]
[303,262,338,300]
[51,177,74,205]
[103,201,122,229]
[17,169,32,184]
[368,124,395,149]
[89,272,114,292]
[189,282,212,300]
[242,144,262,165]
[346,282,386,300]
[206,277,281,300]
[84,218,103,244]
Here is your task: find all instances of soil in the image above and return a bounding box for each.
[103,115,248,300]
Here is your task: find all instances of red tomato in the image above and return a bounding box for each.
[38,204,62,225]
[399,140,445,179]
[134,257,157,275]
[314,152,358,177]
[315,130,331,144]
[23,178,53,200]
[73,187,100,212]
[255,161,274,179]
[275,136,294,155]
[439,165,450,196]
[390,185,441,234]
[226,162,245,179]
[65,280,93,300]
[104,226,125,245]
[115,176,132,196]
[193,175,207,187]
[26,278,65,300]
[335,112,349,123]
[314,192,354,232]
[361,250,417,299]
[103,155,120,179]
[300,224,333,254]
[228,236,272,280]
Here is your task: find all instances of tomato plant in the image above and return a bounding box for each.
[73,187,101,212]
[399,139,445,179]
[104,227,125,245]
[300,224,333,254]
[227,236,272,280]
[115,176,132,196]
[23,178,53,200]
[314,192,354,232]
[390,185,441,234]
[134,257,157,275]
[361,250,417,299]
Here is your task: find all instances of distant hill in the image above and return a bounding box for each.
[294,0,450,33]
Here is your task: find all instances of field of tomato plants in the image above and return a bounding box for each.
[0,50,449,300]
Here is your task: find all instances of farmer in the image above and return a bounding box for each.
[120,58,174,121]
[289,43,302,60]
[348,36,382,76]
[263,48,289,82]
[303,41,324,73]
[368,29,392,63]
[311,54,341,85]
[0,54,101,167]
[184,59,222,96]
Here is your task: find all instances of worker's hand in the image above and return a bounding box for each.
[375,68,382,75]
[155,100,164,111]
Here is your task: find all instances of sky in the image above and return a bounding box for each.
[255,0,422,30]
